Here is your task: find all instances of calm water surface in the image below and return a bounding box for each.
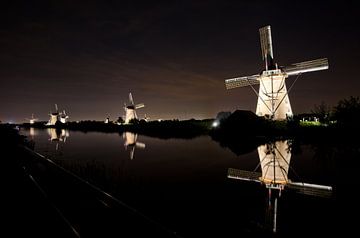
[21,128,347,237]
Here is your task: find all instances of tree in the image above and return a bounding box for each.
[311,101,331,123]
[333,96,360,127]
[116,117,124,124]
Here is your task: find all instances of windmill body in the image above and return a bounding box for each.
[256,71,292,119]
[59,110,69,123]
[124,93,145,124]
[125,105,137,124]
[123,132,146,160]
[225,25,329,120]
[46,104,60,126]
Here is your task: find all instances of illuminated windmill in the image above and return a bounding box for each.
[225,25,329,120]
[104,114,110,124]
[123,132,146,160]
[26,113,38,124]
[59,110,69,123]
[228,140,332,233]
[46,104,60,126]
[124,93,145,124]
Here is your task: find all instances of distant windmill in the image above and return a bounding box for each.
[46,104,69,126]
[143,114,150,122]
[26,113,38,124]
[104,114,110,124]
[227,140,332,233]
[46,104,60,126]
[60,110,69,123]
[123,132,146,160]
[124,93,145,124]
[225,25,329,120]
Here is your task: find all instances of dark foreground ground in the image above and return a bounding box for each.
[0,125,178,237]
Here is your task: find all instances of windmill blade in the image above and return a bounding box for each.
[129,93,134,105]
[225,75,260,90]
[259,25,274,61]
[130,147,135,160]
[227,168,262,183]
[136,142,146,149]
[135,103,145,109]
[286,182,332,198]
[284,58,329,76]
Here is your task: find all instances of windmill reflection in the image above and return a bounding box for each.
[123,132,145,160]
[47,128,70,150]
[29,127,37,139]
[228,140,332,233]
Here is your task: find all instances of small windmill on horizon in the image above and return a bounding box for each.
[26,113,38,124]
[225,25,329,120]
[124,92,145,124]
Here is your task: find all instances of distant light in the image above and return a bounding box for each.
[212,120,219,127]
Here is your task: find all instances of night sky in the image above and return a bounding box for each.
[1,0,359,122]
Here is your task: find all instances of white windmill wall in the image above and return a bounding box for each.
[60,116,68,123]
[124,132,136,146]
[48,114,58,125]
[256,74,293,120]
[257,141,291,185]
[125,108,137,124]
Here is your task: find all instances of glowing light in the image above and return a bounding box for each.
[212,120,219,127]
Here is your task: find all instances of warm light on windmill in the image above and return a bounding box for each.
[224,25,329,120]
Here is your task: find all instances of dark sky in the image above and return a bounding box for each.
[1,0,359,122]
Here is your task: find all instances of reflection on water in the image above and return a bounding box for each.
[123,132,146,160]
[258,141,291,188]
[29,127,38,139]
[19,128,339,236]
[47,128,70,150]
[228,140,332,233]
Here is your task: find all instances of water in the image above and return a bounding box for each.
[21,128,352,237]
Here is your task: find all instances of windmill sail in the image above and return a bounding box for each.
[284,58,329,76]
[286,182,332,198]
[225,75,260,89]
[228,168,262,183]
[259,25,274,70]
[129,93,134,106]
[135,103,145,109]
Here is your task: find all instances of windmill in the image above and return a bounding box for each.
[104,114,110,124]
[124,92,145,124]
[123,132,146,160]
[26,113,38,125]
[225,25,329,120]
[46,104,60,126]
[227,140,332,233]
[59,110,69,123]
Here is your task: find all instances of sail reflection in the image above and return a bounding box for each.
[228,140,332,233]
[47,128,70,150]
[123,132,145,160]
